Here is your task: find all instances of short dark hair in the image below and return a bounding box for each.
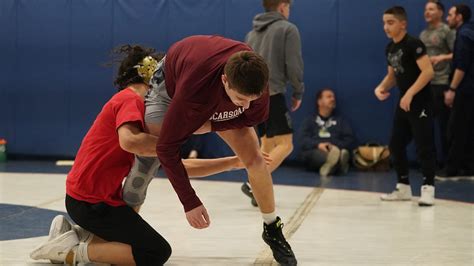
[224,51,269,96]
[455,4,472,22]
[384,6,408,21]
[316,88,334,106]
[262,0,292,12]
[427,0,445,13]
[112,45,164,91]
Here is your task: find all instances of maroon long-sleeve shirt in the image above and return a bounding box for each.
[157,35,269,212]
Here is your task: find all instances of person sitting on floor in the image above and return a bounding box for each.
[299,88,355,176]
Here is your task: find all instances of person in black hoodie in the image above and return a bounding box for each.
[299,88,355,176]
[242,0,304,210]
[438,4,474,177]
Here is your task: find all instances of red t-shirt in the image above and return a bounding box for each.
[159,35,269,212]
[66,88,145,206]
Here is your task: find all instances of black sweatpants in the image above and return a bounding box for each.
[431,84,451,163]
[446,92,474,171]
[389,105,436,185]
[66,195,172,266]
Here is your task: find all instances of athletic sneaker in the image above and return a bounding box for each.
[30,230,79,263]
[48,215,72,241]
[380,183,412,201]
[241,182,258,207]
[319,146,341,176]
[48,215,74,264]
[418,185,435,206]
[262,217,297,266]
[48,215,93,243]
[339,149,350,175]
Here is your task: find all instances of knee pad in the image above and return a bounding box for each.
[123,156,160,207]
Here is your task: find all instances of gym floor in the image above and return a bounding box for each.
[1,161,473,265]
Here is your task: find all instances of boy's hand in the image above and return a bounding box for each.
[375,86,390,101]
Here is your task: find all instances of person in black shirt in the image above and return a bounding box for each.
[375,6,436,206]
[437,4,474,177]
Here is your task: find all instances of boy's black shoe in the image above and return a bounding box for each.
[241,182,258,207]
[435,167,458,178]
[262,217,297,266]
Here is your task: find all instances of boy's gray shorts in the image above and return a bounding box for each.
[145,56,171,125]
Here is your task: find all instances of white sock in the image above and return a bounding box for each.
[262,211,277,225]
[246,182,252,192]
[72,242,90,263]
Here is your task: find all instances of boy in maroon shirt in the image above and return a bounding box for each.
[124,35,296,265]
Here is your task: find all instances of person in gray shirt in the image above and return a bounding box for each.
[420,0,456,165]
[241,0,304,208]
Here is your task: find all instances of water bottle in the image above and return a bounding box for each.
[0,139,7,162]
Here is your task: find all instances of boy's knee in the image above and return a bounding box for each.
[160,242,172,263]
[275,136,294,153]
[150,240,172,265]
[137,238,172,265]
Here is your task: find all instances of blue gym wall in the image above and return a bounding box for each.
[1,0,472,159]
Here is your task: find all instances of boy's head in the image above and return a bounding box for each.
[222,51,269,109]
[383,6,408,39]
[263,0,292,19]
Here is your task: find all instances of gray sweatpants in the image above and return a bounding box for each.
[122,57,171,207]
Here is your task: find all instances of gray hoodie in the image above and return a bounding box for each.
[246,12,304,100]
